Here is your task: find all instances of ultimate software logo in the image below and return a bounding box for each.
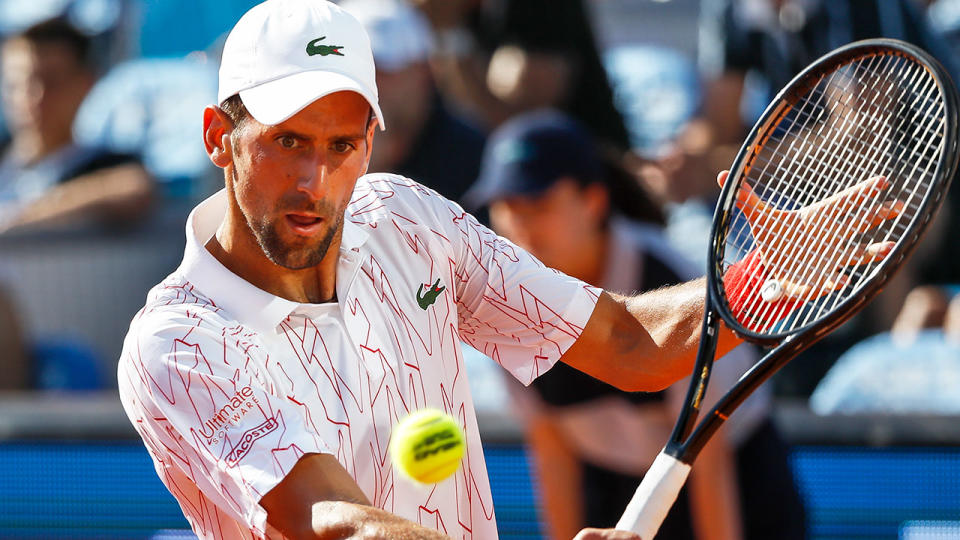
[199,386,260,444]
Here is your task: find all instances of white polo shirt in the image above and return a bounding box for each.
[118,173,600,540]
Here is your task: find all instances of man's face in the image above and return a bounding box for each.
[224,91,375,269]
[1,39,92,138]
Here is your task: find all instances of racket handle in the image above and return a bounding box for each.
[615,451,692,538]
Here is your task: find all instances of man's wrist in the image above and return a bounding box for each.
[722,250,799,332]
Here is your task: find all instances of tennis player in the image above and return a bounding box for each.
[116,1,897,539]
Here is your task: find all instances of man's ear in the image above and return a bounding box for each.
[203,105,234,169]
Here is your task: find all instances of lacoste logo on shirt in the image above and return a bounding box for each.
[224,418,279,467]
[416,279,446,310]
[306,36,344,57]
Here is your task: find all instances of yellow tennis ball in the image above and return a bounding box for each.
[390,408,466,484]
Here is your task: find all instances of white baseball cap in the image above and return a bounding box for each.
[217,0,385,129]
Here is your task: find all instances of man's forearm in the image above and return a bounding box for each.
[560,279,741,392]
[616,278,740,388]
[618,277,740,376]
[262,453,451,540]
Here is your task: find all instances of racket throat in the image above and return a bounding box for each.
[668,308,720,452]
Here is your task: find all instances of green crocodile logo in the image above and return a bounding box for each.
[416,279,446,310]
[306,36,344,57]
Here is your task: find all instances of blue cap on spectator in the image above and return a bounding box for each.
[465,110,603,209]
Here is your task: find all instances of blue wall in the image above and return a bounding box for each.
[1,441,959,539]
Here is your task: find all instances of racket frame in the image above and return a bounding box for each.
[665,38,960,463]
[713,37,960,346]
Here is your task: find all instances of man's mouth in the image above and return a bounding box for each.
[285,213,324,235]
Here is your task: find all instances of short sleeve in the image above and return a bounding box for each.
[437,197,601,385]
[118,312,328,536]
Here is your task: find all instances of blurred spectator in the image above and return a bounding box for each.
[698,0,960,146]
[72,56,219,199]
[0,18,153,233]
[604,45,702,159]
[413,0,631,151]
[891,285,954,343]
[339,0,485,203]
[810,289,960,414]
[0,284,28,390]
[927,0,960,56]
[601,43,723,275]
[466,110,804,540]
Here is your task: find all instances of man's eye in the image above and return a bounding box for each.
[277,136,298,149]
[333,141,354,153]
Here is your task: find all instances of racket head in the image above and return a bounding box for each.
[709,38,960,344]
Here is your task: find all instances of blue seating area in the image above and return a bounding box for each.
[1,439,959,540]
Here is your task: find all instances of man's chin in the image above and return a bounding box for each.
[263,245,329,270]
[252,213,342,271]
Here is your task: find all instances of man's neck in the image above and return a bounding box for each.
[207,212,341,305]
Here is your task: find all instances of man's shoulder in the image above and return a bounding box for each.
[124,274,238,346]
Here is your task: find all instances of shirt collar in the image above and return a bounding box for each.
[177,189,368,333]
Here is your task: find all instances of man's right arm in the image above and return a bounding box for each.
[260,453,450,540]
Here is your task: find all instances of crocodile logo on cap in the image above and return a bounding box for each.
[306,36,344,57]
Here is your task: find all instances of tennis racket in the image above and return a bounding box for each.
[616,38,959,538]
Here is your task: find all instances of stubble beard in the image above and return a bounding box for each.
[250,202,344,270]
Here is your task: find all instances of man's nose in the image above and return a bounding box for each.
[296,160,329,199]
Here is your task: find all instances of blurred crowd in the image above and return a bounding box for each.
[0,0,959,538]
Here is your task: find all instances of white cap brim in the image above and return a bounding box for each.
[238,70,385,130]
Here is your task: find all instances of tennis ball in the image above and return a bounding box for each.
[390,408,466,484]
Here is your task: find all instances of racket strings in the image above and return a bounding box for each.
[741,60,896,323]
[759,55,933,311]
[744,74,940,206]
[804,58,943,324]
[729,55,892,261]
[757,57,940,326]
[764,56,940,326]
[722,51,945,333]
[730,54,898,318]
